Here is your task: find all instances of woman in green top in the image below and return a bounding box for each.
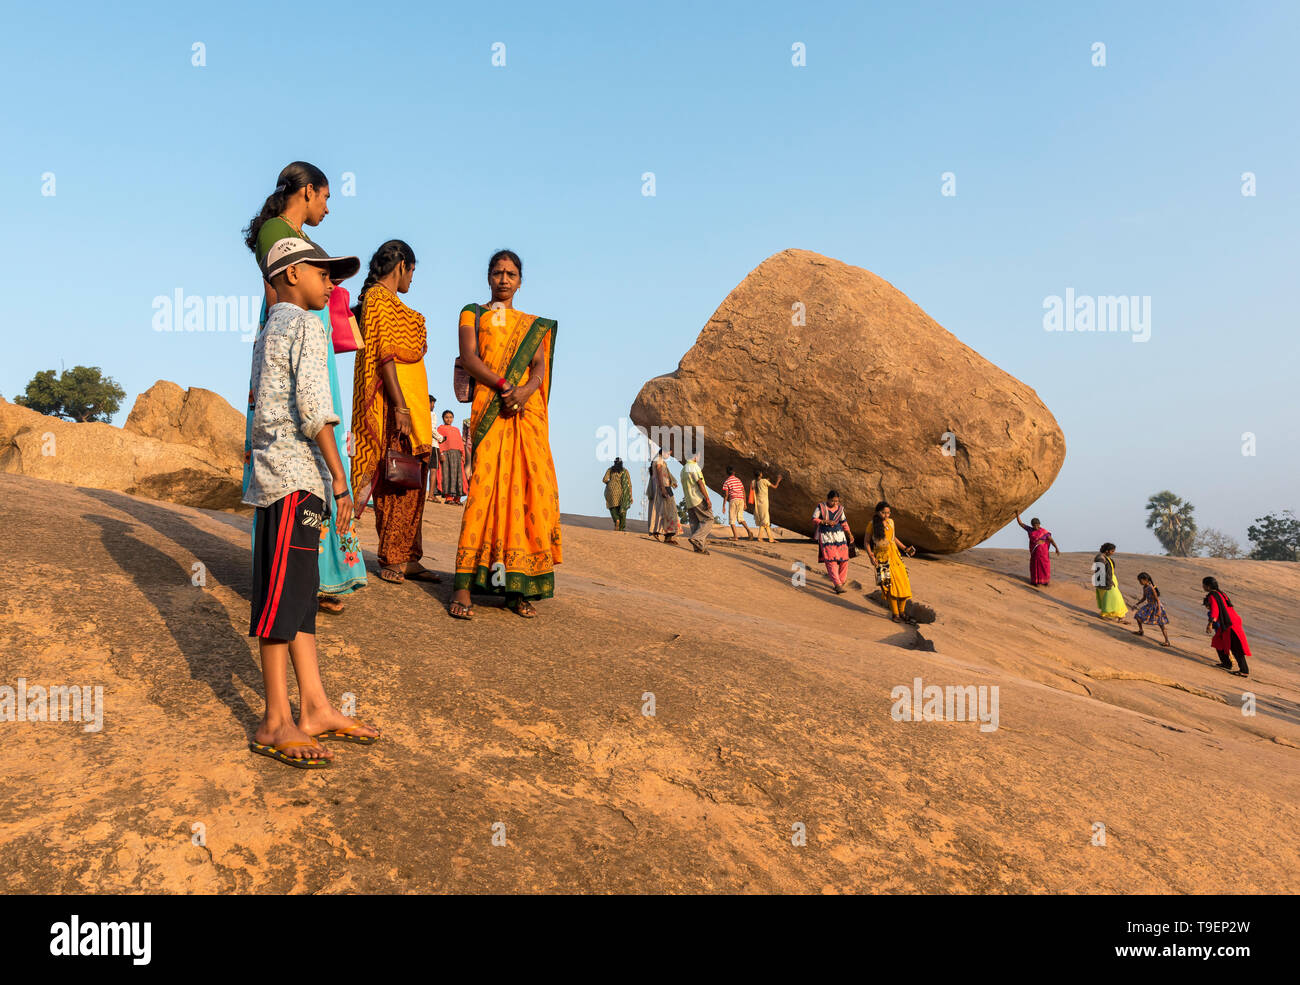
[602,458,634,530]
[243,161,332,309]
[241,162,366,614]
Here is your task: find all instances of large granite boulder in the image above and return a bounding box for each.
[630,249,1066,552]
[0,387,244,511]
[124,380,244,470]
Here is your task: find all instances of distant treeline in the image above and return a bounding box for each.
[1145,490,1297,561]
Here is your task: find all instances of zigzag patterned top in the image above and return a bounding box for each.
[350,283,431,504]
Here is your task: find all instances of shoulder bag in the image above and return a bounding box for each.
[453,305,481,403]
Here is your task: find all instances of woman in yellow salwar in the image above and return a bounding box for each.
[350,240,439,585]
[870,501,917,623]
[1092,542,1128,621]
[449,250,561,619]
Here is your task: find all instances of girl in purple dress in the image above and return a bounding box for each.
[1131,572,1170,646]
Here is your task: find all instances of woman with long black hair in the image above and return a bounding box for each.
[243,161,332,310]
[1202,576,1251,677]
[870,501,915,620]
[350,239,437,585]
[241,162,366,614]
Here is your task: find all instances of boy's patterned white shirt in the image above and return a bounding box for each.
[242,302,340,509]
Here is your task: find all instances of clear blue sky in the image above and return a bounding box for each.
[3,1,1296,552]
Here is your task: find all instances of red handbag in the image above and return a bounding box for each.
[330,285,363,354]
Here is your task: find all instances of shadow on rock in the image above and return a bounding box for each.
[82,488,252,601]
[84,512,262,731]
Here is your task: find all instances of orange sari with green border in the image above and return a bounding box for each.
[453,304,561,599]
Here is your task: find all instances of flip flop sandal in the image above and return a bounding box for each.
[406,567,443,583]
[379,567,405,584]
[509,599,538,618]
[318,597,345,615]
[316,724,381,745]
[248,740,330,769]
[449,600,474,620]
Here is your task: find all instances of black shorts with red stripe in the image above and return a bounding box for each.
[249,491,325,640]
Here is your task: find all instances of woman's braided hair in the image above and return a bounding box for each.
[353,239,417,323]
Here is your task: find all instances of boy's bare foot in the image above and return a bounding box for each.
[254,719,333,761]
[298,705,380,742]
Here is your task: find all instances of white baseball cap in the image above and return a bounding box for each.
[261,237,360,282]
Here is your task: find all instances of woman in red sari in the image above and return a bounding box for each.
[1015,512,1060,586]
[1202,576,1251,677]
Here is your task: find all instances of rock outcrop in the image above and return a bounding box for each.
[124,380,244,469]
[0,383,244,511]
[630,249,1066,552]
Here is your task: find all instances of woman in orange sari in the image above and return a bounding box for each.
[449,250,560,619]
[350,240,439,584]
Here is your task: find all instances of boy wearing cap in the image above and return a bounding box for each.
[245,238,380,768]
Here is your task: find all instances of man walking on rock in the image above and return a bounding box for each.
[722,465,755,540]
[680,454,714,554]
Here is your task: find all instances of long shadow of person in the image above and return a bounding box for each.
[84,511,262,732]
[82,489,254,602]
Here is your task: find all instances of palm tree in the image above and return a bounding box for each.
[1145,491,1197,556]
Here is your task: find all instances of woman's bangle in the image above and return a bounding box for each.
[395,407,411,416]
[497,377,511,392]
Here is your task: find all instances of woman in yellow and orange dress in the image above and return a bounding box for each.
[449,250,561,619]
[350,239,439,584]
[870,500,916,622]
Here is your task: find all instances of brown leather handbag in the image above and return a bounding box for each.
[384,434,424,490]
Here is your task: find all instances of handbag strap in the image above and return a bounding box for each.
[388,426,413,456]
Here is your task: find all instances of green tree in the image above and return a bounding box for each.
[14,366,125,423]
[1246,510,1300,561]
[1144,490,1197,556]
[13,369,63,417]
[1195,527,1242,559]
